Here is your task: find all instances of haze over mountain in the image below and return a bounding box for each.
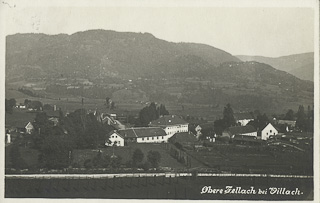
[5,29,313,113]
[236,53,314,81]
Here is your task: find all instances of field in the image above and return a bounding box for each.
[187,144,313,175]
[5,176,313,200]
[72,143,203,169]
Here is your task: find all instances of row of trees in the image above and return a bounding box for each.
[278,105,313,132]
[130,148,161,169]
[80,148,161,170]
[136,102,169,127]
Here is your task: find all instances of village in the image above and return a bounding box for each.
[5,95,313,176]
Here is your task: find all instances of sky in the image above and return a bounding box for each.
[1,0,316,57]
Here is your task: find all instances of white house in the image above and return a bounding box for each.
[261,123,278,140]
[105,131,125,147]
[149,115,188,139]
[234,113,254,126]
[118,127,168,144]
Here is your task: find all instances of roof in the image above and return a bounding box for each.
[108,130,124,138]
[234,113,254,120]
[197,122,214,129]
[261,123,277,131]
[170,132,198,143]
[118,127,166,138]
[149,115,188,126]
[5,111,36,128]
[225,125,257,135]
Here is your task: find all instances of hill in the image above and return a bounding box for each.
[236,52,314,81]
[5,30,314,114]
[6,30,240,80]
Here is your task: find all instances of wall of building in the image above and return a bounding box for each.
[237,119,254,126]
[261,124,278,140]
[241,132,257,137]
[164,124,188,138]
[137,135,167,143]
[106,133,124,146]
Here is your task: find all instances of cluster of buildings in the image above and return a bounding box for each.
[6,103,283,149]
[106,115,189,146]
[105,113,280,147]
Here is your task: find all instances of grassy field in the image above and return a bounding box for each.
[5,176,313,200]
[187,145,313,175]
[72,143,187,169]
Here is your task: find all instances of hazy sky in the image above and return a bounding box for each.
[3,1,315,57]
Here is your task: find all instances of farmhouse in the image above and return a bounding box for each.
[234,113,254,126]
[105,131,125,147]
[106,127,168,146]
[222,125,257,138]
[149,115,188,138]
[260,123,278,140]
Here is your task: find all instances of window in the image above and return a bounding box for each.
[270,130,272,133]
[152,137,154,140]
[157,137,159,139]
[266,133,268,135]
[142,138,144,141]
[162,136,164,139]
[147,137,149,140]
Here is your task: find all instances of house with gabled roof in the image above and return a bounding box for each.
[260,123,278,140]
[149,115,188,138]
[105,127,168,146]
[106,130,125,147]
[118,127,167,143]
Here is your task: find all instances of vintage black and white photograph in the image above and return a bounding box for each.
[1,0,319,202]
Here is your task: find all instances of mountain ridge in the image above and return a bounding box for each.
[236,52,314,81]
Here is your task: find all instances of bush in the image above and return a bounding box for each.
[147,150,161,168]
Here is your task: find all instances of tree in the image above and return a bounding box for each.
[137,102,160,127]
[5,98,16,113]
[284,109,295,120]
[29,101,43,110]
[24,99,31,107]
[296,105,306,131]
[105,97,110,108]
[147,150,161,168]
[132,148,144,167]
[110,101,115,110]
[157,104,169,116]
[223,103,236,127]
[43,104,54,111]
[38,134,75,169]
[110,155,122,168]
